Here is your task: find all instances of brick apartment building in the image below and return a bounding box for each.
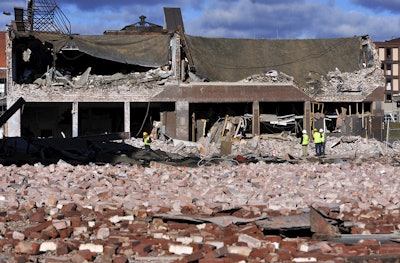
[375,38,400,122]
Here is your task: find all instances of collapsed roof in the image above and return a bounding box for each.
[185,35,373,85]
[28,32,172,68]
[184,35,384,102]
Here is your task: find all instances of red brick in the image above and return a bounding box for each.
[103,208,125,218]
[132,243,152,256]
[56,241,69,255]
[250,245,276,258]
[112,255,129,263]
[80,207,94,217]
[28,231,46,240]
[183,250,204,262]
[103,244,119,257]
[14,241,40,255]
[25,221,52,233]
[7,211,27,222]
[276,249,294,261]
[28,211,45,223]
[63,211,82,217]
[213,246,228,258]
[226,253,247,262]
[59,227,73,239]
[199,258,234,263]
[61,203,77,214]
[379,243,400,254]
[42,225,59,239]
[167,221,191,230]
[69,216,82,227]
[77,249,96,261]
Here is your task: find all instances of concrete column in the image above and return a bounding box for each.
[72,101,78,137]
[176,100,189,140]
[6,99,21,137]
[252,101,260,136]
[171,33,180,81]
[304,101,311,134]
[124,101,130,137]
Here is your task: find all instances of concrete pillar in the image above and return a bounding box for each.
[72,101,78,137]
[176,100,189,140]
[6,99,21,137]
[171,33,180,82]
[124,101,130,137]
[304,101,311,134]
[252,101,260,136]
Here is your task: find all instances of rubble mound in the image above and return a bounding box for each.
[0,136,399,261]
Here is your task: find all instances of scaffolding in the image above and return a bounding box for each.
[14,0,71,34]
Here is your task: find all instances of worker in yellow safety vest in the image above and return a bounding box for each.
[301,129,309,157]
[313,128,322,156]
[319,128,325,156]
[143,132,152,151]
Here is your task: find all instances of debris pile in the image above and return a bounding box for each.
[10,67,173,101]
[1,149,400,261]
[304,66,385,101]
[239,70,294,83]
[129,133,400,164]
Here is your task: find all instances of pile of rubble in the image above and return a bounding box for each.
[129,133,400,164]
[239,70,293,83]
[303,66,385,102]
[10,67,172,102]
[0,135,400,262]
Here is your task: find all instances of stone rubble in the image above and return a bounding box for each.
[1,136,400,262]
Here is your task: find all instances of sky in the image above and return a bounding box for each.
[1,0,399,42]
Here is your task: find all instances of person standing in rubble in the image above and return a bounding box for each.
[143,132,152,151]
[301,129,309,157]
[319,128,325,156]
[313,128,322,156]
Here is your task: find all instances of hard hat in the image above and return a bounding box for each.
[319,128,323,132]
[313,128,317,131]
[302,129,307,134]
[143,132,148,136]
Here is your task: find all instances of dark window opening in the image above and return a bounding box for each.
[386,93,392,102]
[386,48,392,60]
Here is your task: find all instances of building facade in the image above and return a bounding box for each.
[375,38,400,122]
[1,3,387,142]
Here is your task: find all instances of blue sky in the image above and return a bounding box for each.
[1,0,399,41]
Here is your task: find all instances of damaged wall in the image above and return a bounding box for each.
[3,14,387,141]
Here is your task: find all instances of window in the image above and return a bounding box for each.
[387,48,392,60]
[386,79,392,90]
[387,63,392,75]
[386,93,392,102]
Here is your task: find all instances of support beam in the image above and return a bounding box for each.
[252,101,260,136]
[6,98,22,137]
[124,101,131,137]
[72,101,78,137]
[176,100,189,140]
[304,101,311,134]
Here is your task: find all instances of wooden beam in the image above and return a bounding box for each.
[178,25,195,72]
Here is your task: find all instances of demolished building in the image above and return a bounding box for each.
[2,1,386,143]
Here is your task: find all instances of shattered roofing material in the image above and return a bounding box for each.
[32,33,171,67]
[185,35,363,87]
